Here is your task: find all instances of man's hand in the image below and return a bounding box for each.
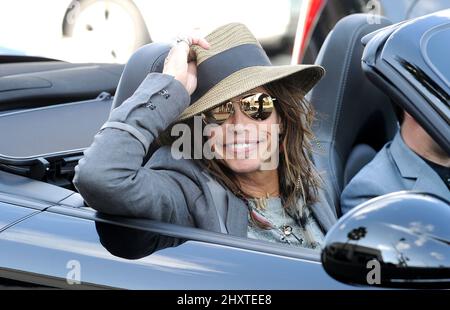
[163,36,210,95]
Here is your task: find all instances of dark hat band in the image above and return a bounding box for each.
[191,44,272,103]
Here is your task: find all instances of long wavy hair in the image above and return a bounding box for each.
[158,77,321,222]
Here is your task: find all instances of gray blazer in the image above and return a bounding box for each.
[73,72,338,237]
[341,131,450,214]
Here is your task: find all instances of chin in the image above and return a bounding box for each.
[223,158,262,174]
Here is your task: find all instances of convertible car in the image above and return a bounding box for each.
[0,11,449,289]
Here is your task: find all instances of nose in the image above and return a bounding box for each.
[228,102,249,125]
[225,102,254,137]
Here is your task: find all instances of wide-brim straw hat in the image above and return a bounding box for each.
[178,23,325,121]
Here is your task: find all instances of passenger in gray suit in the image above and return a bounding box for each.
[341,111,450,214]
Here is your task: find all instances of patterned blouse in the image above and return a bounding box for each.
[246,197,324,249]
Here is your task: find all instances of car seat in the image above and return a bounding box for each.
[110,42,172,160]
[307,14,399,216]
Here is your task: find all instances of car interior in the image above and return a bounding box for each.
[0,14,400,238]
[0,59,123,111]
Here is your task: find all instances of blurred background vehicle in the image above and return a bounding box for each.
[295,0,450,64]
[0,0,300,64]
[0,46,26,56]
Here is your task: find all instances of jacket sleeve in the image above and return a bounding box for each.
[73,72,194,226]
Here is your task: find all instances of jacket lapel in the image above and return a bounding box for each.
[224,189,338,237]
[225,191,249,237]
[203,172,337,236]
[201,170,248,237]
[201,166,339,237]
[413,166,449,198]
[390,132,449,199]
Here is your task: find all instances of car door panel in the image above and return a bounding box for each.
[0,208,353,289]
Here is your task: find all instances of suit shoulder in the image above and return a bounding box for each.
[348,143,398,185]
[340,141,405,213]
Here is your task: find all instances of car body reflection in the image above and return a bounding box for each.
[322,192,450,288]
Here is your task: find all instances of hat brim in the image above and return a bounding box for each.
[178,64,325,121]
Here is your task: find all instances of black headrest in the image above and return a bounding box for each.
[111,43,171,111]
[309,14,397,149]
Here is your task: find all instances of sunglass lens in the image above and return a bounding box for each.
[241,93,274,121]
[204,101,234,124]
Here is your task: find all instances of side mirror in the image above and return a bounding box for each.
[321,192,450,288]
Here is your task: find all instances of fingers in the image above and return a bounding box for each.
[174,34,210,52]
[188,37,210,61]
[191,37,210,50]
[162,31,209,91]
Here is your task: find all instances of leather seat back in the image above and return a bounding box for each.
[307,14,398,215]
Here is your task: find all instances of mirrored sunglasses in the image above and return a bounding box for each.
[202,93,276,125]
